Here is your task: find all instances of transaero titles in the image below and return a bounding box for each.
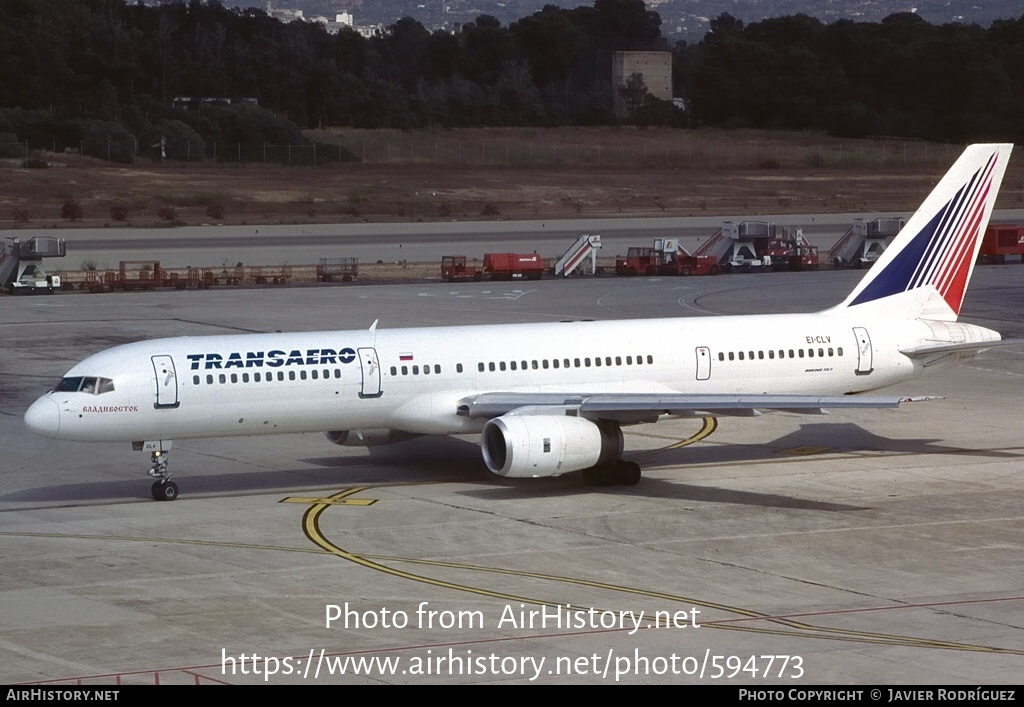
[187,348,357,370]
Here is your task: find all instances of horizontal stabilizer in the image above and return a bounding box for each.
[900,338,1024,358]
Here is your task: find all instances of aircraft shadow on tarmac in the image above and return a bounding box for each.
[640,421,1023,469]
[5,423,1019,506]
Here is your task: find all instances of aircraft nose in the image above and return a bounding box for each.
[24,397,60,438]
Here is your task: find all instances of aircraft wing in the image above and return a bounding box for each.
[458,393,934,422]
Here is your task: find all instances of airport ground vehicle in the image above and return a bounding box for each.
[441,255,483,281]
[483,252,545,280]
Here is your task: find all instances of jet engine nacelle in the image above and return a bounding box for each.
[481,415,623,478]
[324,429,418,446]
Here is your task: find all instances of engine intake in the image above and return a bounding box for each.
[481,415,623,478]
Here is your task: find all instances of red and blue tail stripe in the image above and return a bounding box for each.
[845,145,1008,317]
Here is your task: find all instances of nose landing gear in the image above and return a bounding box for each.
[147,449,179,501]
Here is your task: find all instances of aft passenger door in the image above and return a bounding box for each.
[358,347,382,398]
[151,355,180,409]
[853,327,873,374]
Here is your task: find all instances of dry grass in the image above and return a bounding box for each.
[1,128,1021,231]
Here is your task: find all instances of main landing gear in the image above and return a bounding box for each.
[582,460,642,487]
[147,450,179,501]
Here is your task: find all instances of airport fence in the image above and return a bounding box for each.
[0,136,966,171]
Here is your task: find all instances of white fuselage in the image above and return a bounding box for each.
[24,309,983,444]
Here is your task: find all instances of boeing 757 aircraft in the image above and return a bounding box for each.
[24,144,1014,500]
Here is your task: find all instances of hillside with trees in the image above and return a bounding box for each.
[1,0,1022,163]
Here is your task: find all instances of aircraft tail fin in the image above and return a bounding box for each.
[837,143,1012,321]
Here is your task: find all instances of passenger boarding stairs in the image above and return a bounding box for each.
[693,226,728,261]
[2,237,66,292]
[697,221,774,269]
[828,218,903,268]
[555,233,602,276]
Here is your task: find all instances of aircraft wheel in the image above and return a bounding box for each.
[151,480,179,501]
[582,465,614,487]
[617,461,642,486]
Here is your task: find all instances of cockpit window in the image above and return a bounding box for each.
[54,377,84,392]
[54,377,114,395]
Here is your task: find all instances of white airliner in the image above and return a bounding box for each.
[24,144,1015,501]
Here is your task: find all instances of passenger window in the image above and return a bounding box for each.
[798,350,804,358]
[193,375,200,385]
[828,348,833,356]
[499,362,506,371]
[300,371,307,380]
[310,370,318,380]
[413,365,419,374]
[289,371,296,380]
[552,359,559,369]
[457,363,464,373]
[595,357,602,367]
[402,366,408,375]
[542,360,549,369]
[243,373,250,382]
[434,365,441,374]
[837,347,844,356]
[255,372,262,382]
[478,363,484,372]
[206,374,214,384]
[627,356,634,364]
[728,352,735,361]
[738,352,744,361]
[219,374,226,384]
[584,358,591,367]
[647,355,653,364]
[768,351,774,359]
[574,358,581,367]
[615,356,621,366]
[808,349,814,358]
[390,366,397,376]
[818,348,824,357]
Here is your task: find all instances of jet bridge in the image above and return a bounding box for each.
[1,237,66,294]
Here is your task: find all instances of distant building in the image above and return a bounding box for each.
[171,97,259,111]
[612,51,672,100]
[611,51,673,118]
[265,2,303,23]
